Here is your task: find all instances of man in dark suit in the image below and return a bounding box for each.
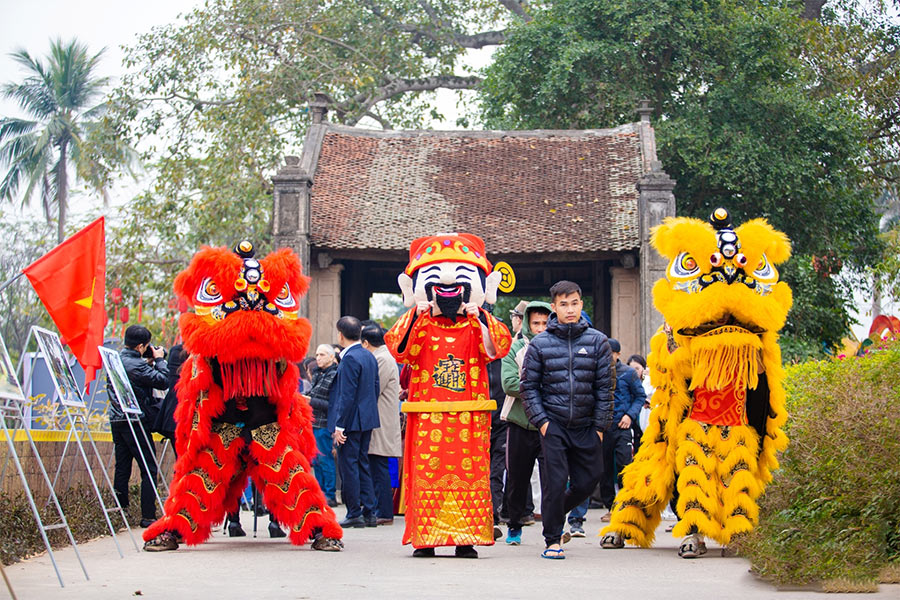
[331,316,381,528]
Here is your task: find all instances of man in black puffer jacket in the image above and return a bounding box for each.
[521,280,614,559]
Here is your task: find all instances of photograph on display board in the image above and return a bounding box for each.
[33,327,85,408]
[0,331,24,402]
[98,346,142,415]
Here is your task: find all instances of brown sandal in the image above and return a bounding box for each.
[600,532,625,549]
[311,536,343,551]
[143,531,179,552]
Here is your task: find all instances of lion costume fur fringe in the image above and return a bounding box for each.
[601,211,792,547]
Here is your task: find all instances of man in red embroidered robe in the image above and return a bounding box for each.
[385,233,511,558]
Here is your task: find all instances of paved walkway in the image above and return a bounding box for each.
[4,512,898,599]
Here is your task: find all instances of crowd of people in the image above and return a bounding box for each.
[109,280,653,559]
[302,280,652,559]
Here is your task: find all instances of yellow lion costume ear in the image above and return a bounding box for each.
[651,217,718,265]
[735,219,791,265]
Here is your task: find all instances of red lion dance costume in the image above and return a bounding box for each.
[143,241,343,552]
[385,233,511,558]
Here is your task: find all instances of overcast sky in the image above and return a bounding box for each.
[0,0,200,118]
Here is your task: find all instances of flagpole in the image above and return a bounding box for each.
[0,272,25,295]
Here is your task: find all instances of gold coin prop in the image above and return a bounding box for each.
[494,261,516,293]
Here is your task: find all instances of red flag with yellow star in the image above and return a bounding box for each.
[24,217,106,387]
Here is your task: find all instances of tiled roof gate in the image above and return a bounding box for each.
[308,125,645,254]
[272,106,675,354]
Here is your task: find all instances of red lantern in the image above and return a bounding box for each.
[110,287,123,304]
[177,298,189,313]
[118,306,130,323]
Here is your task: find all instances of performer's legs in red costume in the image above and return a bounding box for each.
[246,423,343,545]
[144,422,247,545]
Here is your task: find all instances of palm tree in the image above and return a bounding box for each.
[0,38,110,243]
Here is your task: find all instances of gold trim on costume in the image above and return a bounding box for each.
[401,400,497,413]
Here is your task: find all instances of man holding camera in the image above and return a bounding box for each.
[109,325,169,527]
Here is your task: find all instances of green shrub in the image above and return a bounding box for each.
[740,341,900,587]
[0,485,143,565]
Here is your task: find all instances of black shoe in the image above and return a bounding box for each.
[413,547,436,558]
[268,522,286,538]
[228,521,247,537]
[139,518,156,528]
[364,516,378,528]
[327,497,339,507]
[455,545,478,559]
[493,525,503,540]
[339,516,366,528]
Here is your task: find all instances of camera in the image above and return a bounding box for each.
[142,345,167,359]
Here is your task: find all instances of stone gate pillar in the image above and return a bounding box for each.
[272,156,312,318]
[637,161,676,354]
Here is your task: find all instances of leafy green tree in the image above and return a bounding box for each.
[0,38,120,243]
[106,0,534,316]
[480,0,894,350]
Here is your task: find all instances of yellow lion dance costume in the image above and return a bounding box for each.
[600,208,792,558]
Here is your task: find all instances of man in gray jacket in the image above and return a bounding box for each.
[362,322,402,525]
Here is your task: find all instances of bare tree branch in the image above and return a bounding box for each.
[364,110,393,129]
[136,256,184,266]
[365,0,521,50]
[860,48,900,76]
[339,74,481,125]
[453,30,509,48]
[866,157,900,168]
[498,0,532,22]
[801,0,827,21]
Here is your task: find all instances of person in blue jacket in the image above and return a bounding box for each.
[598,338,647,522]
[331,316,380,528]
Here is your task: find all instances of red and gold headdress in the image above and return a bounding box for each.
[405,233,492,276]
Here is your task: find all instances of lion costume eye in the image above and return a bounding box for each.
[752,254,777,282]
[196,277,223,304]
[274,284,296,309]
[669,252,700,280]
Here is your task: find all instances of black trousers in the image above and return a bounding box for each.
[490,418,508,524]
[505,423,543,530]
[338,430,376,519]
[111,419,158,520]
[632,422,644,454]
[599,426,634,508]
[369,454,393,519]
[539,421,603,546]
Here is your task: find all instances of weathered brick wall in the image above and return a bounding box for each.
[1,437,176,501]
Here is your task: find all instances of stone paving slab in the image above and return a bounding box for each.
[4,513,898,599]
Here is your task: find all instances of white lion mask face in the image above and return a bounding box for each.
[398,260,501,314]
